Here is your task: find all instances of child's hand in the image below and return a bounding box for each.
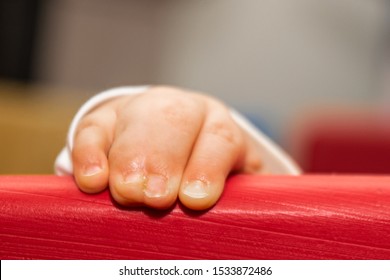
[71,86,263,210]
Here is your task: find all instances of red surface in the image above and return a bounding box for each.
[296,112,390,174]
[1,175,390,259]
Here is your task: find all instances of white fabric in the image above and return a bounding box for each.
[54,86,301,175]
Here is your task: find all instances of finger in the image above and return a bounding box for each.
[108,88,205,209]
[239,132,264,174]
[178,100,247,210]
[72,109,116,193]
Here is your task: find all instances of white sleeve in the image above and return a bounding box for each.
[229,110,301,175]
[54,86,301,176]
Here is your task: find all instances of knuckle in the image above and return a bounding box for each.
[74,117,111,150]
[154,96,200,129]
[76,115,96,131]
[75,114,104,136]
[204,120,243,149]
[246,156,263,173]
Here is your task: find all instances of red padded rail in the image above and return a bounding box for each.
[1,175,390,259]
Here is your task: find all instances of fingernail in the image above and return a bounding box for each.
[83,165,103,176]
[144,174,169,198]
[114,172,146,202]
[123,172,146,186]
[183,180,209,199]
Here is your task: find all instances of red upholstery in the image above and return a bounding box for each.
[1,175,389,259]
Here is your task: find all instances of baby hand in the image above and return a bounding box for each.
[71,86,264,210]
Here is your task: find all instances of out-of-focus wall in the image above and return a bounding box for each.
[35,0,389,141]
[35,0,165,89]
[0,82,90,174]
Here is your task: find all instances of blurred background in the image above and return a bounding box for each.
[1,0,390,174]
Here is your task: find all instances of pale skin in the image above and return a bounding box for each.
[72,86,263,210]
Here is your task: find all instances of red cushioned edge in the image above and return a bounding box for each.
[1,175,390,259]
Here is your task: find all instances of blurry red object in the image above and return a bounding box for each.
[290,108,390,174]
